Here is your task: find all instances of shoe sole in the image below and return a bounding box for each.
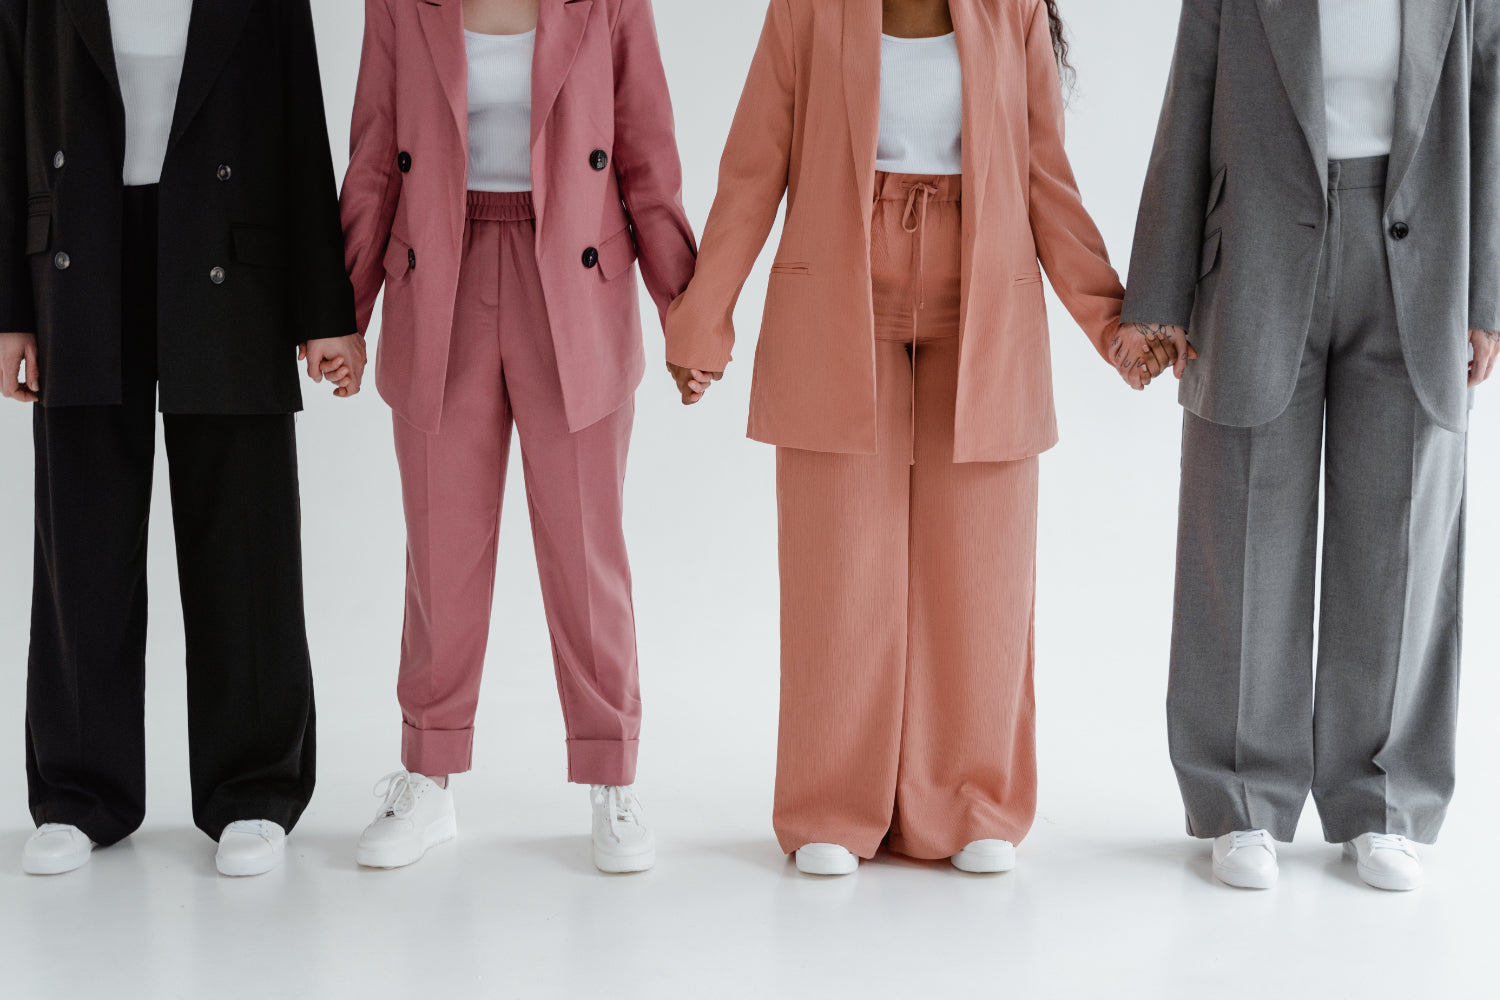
[1343,845,1422,891]
[951,853,1016,874]
[357,814,458,870]
[594,846,655,874]
[1212,860,1276,890]
[796,856,858,876]
[217,844,285,878]
[22,853,91,876]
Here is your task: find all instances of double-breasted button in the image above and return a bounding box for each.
[216,163,233,182]
[53,251,70,270]
[397,151,412,173]
[589,149,609,171]
[1390,221,1410,241]
[209,266,226,285]
[582,246,599,269]
[52,150,65,169]
[408,248,417,270]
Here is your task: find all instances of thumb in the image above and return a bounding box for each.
[25,341,39,391]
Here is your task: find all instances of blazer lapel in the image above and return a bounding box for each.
[950,0,993,333]
[1386,0,1462,209]
[1255,0,1328,195]
[532,0,592,146]
[63,0,121,101]
[417,0,469,154]
[169,0,254,147]
[842,0,881,227]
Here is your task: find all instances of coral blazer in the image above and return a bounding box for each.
[341,0,697,434]
[664,0,1123,461]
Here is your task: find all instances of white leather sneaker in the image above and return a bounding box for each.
[951,839,1017,873]
[357,771,456,869]
[795,843,858,876]
[1344,833,1423,891]
[590,784,654,874]
[1212,830,1278,889]
[22,824,95,876]
[216,820,285,877]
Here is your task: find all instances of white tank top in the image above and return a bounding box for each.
[465,29,535,193]
[107,0,194,186]
[876,33,963,176]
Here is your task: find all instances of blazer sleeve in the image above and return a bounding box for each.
[1121,0,1222,329]
[339,0,402,338]
[0,0,33,334]
[611,0,698,328]
[662,0,796,373]
[1023,0,1124,358]
[1470,0,1500,333]
[281,0,357,344]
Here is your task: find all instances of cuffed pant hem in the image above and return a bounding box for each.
[402,723,475,777]
[566,739,638,786]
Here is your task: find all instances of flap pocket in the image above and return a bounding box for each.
[597,227,638,281]
[232,225,288,267]
[383,233,414,278]
[770,261,811,276]
[1199,229,1222,280]
[1206,166,1227,218]
[1013,270,1043,285]
[25,211,50,254]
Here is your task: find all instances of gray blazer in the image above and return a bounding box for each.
[1122,0,1500,432]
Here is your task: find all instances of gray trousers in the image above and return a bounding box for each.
[1169,157,1467,844]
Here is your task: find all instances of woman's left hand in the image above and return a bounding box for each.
[1469,328,1500,387]
[300,334,369,398]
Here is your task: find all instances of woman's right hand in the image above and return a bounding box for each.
[667,362,722,405]
[0,332,39,403]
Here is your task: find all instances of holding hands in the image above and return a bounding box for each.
[0,332,38,403]
[300,335,368,398]
[1470,328,1500,387]
[667,362,722,405]
[1112,322,1196,390]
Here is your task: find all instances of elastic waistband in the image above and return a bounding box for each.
[874,172,961,202]
[1328,156,1388,192]
[467,190,535,221]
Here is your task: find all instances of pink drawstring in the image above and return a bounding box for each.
[901,182,939,466]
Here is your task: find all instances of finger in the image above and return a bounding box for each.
[305,353,323,382]
[24,341,39,391]
[1,358,17,399]
[1145,337,1173,372]
[711,371,724,382]
[297,345,307,361]
[319,356,346,371]
[1142,350,1165,378]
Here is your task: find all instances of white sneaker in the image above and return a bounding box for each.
[590,784,654,874]
[357,771,457,869]
[951,839,1016,873]
[1344,833,1423,891]
[795,843,858,876]
[216,820,285,877]
[22,824,95,876]
[1212,830,1278,889]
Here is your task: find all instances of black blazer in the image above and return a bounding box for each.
[0,0,355,414]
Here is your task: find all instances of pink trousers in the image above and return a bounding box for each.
[392,191,640,784]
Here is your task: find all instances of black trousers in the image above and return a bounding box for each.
[25,186,316,845]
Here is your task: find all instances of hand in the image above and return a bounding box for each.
[1109,324,1162,390]
[1118,323,1197,388]
[300,334,368,398]
[667,362,721,405]
[1470,328,1500,387]
[0,332,39,403]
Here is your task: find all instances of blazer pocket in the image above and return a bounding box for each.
[383,233,415,278]
[1013,270,1044,285]
[770,262,811,276]
[232,225,289,267]
[25,211,50,255]
[1205,166,1227,218]
[1199,229,1222,280]
[597,227,639,281]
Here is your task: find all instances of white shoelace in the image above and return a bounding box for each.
[1365,833,1419,859]
[1227,830,1273,853]
[591,785,642,840]
[373,771,419,819]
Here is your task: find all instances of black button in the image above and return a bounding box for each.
[217,163,232,182]
[590,149,609,171]
[582,247,599,269]
[1390,221,1410,241]
[398,151,412,173]
[53,252,70,270]
[408,248,417,270]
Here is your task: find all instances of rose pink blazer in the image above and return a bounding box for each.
[341,0,697,434]
[664,0,1124,462]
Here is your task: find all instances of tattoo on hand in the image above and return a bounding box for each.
[1486,330,1499,345]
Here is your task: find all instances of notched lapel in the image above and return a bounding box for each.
[949,1,993,207]
[418,0,470,153]
[63,0,121,100]
[532,0,593,146]
[1255,0,1328,194]
[170,0,254,147]
[1387,0,1462,207]
[842,0,881,217]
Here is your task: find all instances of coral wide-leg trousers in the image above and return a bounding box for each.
[772,174,1039,860]
[391,192,640,785]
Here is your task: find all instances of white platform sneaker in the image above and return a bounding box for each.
[795,843,859,876]
[22,824,95,876]
[951,839,1017,874]
[590,785,654,874]
[1344,833,1423,891]
[357,771,457,869]
[216,820,286,877]
[1212,829,1278,889]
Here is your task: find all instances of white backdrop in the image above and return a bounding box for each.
[3,3,1497,998]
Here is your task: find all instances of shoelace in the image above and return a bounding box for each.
[373,771,419,820]
[591,785,642,841]
[1227,830,1272,853]
[1365,833,1419,859]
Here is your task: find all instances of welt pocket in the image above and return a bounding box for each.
[769,262,810,276]
[1205,166,1227,218]
[383,233,415,278]
[1199,229,1222,280]
[1013,271,1044,286]
[25,212,50,255]
[232,224,289,267]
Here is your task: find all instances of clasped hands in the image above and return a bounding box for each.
[1112,323,1196,390]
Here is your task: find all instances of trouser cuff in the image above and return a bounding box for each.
[401,723,475,777]
[567,739,638,786]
